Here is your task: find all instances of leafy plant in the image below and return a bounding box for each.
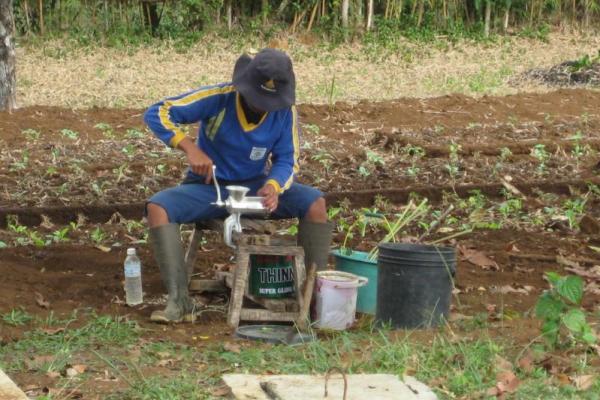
[302,124,320,135]
[21,128,41,140]
[359,150,385,177]
[95,122,115,138]
[311,150,334,177]
[444,141,461,179]
[50,227,71,243]
[493,147,512,174]
[563,197,587,229]
[569,131,589,170]
[366,199,430,259]
[531,144,549,174]
[90,227,107,244]
[60,129,80,140]
[122,144,136,157]
[126,128,145,139]
[569,51,600,72]
[535,272,597,347]
[340,208,380,251]
[2,309,34,326]
[498,197,522,220]
[113,163,129,183]
[403,145,425,178]
[9,150,29,171]
[29,230,50,247]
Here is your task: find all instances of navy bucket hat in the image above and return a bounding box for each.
[232,48,296,112]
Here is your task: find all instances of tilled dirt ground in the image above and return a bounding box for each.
[2,89,600,211]
[1,90,600,395]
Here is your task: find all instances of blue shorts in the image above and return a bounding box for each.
[148,173,323,224]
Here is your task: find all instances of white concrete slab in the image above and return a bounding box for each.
[0,369,28,400]
[223,373,438,400]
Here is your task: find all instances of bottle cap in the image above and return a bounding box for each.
[127,248,136,256]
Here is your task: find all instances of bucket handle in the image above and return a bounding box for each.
[334,276,368,289]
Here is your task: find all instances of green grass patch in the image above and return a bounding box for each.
[0,312,141,374]
[2,313,598,399]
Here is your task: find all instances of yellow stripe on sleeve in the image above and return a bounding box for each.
[280,106,300,192]
[158,85,235,148]
[266,179,282,193]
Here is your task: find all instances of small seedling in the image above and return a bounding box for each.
[311,151,334,176]
[51,227,70,243]
[444,142,461,179]
[563,197,587,229]
[60,129,79,140]
[122,144,136,157]
[2,309,34,326]
[570,131,588,168]
[90,227,107,244]
[51,148,61,163]
[29,230,50,247]
[531,144,549,174]
[125,220,144,234]
[536,272,597,347]
[113,163,129,183]
[91,181,109,197]
[45,166,58,176]
[95,122,115,138]
[9,150,29,171]
[498,196,522,220]
[403,145,425,178]
[303,124,320,135]
[21,128,41,140]
[492,147,512,174]
[126,128,145,139]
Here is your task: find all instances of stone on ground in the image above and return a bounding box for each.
[222,373,437,400]
[0,369,28,400]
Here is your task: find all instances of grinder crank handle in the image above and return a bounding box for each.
[211,165,224,206]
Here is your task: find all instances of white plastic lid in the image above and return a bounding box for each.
[127,248,136,255]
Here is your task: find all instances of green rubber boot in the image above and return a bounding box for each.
[149,224,196,323]
[297,220,334,272]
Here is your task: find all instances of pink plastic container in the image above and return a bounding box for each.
[314,271,368,330]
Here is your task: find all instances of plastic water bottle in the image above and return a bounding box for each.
[124,248,143,306]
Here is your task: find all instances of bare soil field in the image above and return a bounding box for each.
[1,88,600,398]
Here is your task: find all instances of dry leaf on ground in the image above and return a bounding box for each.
[66,364,87,377]
[223,342,242,353]
[517,354,535,373]
[494,355,514,373]
[566,266,600,280]
[25,355,55,370]
[94,245,111,253]
[35,291,50,308]
[496,370,521,394]
[41,327,65,335]
[556,255,580,268]
[570,375,596,391]
[211,386,231,396]
[493,285,533,295]
[156,359,176,368]
[458,246,499,270]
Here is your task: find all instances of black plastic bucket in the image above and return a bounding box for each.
[376,243,456,329]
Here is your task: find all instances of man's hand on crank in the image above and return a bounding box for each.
[258,183,278,213]
[179,138,214,184]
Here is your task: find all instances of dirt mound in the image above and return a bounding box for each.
[523,56,600,87]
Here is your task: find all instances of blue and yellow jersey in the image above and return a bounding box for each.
[144,83,299,193]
